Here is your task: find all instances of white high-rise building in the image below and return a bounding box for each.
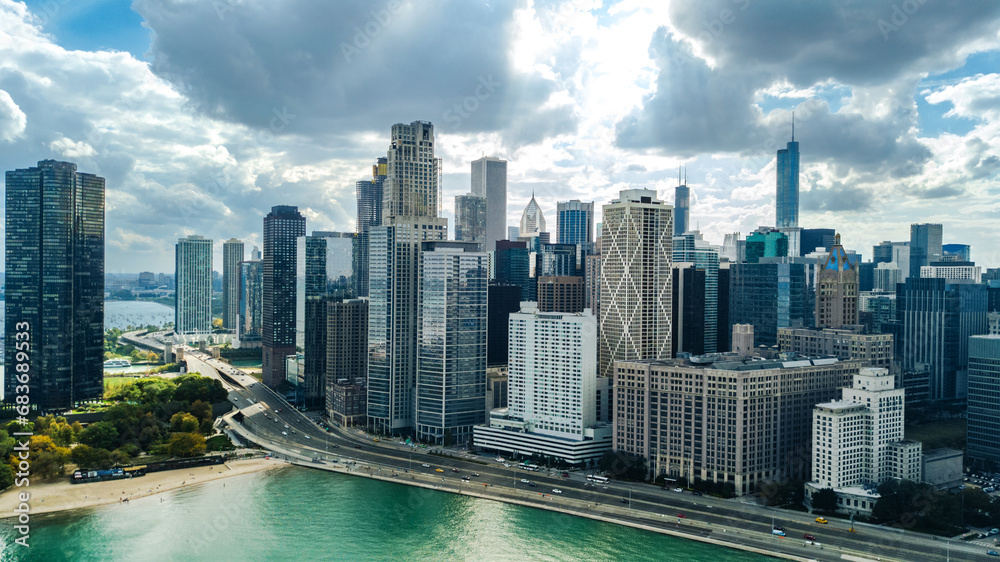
[919,263,982,284]
[222,238,244,332]
[598,189,673,378]
[471,156,507,252]
[806,367,922,515]
[519,195,546,236]
[175,235,213,335]
[473,304,612,464]
[382,121,441,219]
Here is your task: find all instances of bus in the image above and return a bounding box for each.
[587,475,609,484]
[519,464,540,472]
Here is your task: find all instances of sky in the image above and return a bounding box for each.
[1,0,999,273]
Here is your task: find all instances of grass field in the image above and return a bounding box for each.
[103,376,148,390]
[905,418,966,451]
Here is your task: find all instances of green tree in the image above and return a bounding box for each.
[174,375,227,404]
[811,488,839,513]
[79,422,120,451]
[598,451,647,481]
[170,412,200,433]
[189,400,213,423]
[70,444,114,469]
[168,433,206,457]
[18,436,70,479]
[0,464,14,490]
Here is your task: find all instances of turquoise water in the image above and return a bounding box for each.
[0,467,774,561]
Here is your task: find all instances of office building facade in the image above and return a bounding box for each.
[614,356,862,496]
[909,223,943,279]
[495,240,534,302]
[222,238,244,331]
[519,195,546,236]
[471,156,507,252]
[599,189,673,378]
[729,262,809,348]
[967,335,1000,467]
[239,260,264,346]
[175,235,213,334]
[815,235,858,329]
[455,194,487,246]
[415,242,488,445]
[778,327,893,372]
[382,121,441,218]
[776,137,800,229]
[356,157,387,297]
[4,160,104,411]
[487,283,521,366]
[557,200,594,255]
[673,231,720,353]
[537,276,585,313]
[326,299,369,426]
[673,181,690,236]
[262,205,306,387]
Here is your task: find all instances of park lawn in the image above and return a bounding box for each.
[905,418,966,450]
[103,376,145,390]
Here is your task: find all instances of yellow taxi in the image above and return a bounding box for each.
[815,517,828,524]
[435,468,444,473]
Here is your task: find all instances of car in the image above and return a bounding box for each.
[562,472,570,477]
[991,528,1000,535]
[421,464,431,468]
[677,513,687,519]
[772,529,785,537]
[291,430,296,434]
[472,473,480,477]
[503,463,511,467]
[815,517,828,524]
[304,435,310,439]
[354,445,362,449]
[552,489,562,494]
[435,468,444,473]
[528,482,537,487]
[673,488,683,493]
[284,424,289,429]
[773,526,785,532]
[987,550,999,557]
[619,498,629,504]
[452,468,459,473]
[692,491,703,496]
[282,431,288,436]
[803,534,816,541]
[521,479,531,483]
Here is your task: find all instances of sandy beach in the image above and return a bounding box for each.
[0,457,287,517]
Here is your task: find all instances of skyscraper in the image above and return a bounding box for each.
[556,200,594,255]
[471,155,507,252]
[222,238,244,331]
[896,277,987,400]
[909,223,943,278]
[356,157,387,297]
[519,195,546,236]
[537,276,585,313]
[4,160,104,411]
[368,216,447,435]
[175,236,213,335]
[296,231,356,408]
[326,298,370,426]
[745,227,788,263]
[495,240,534,301]
[775,130,800,229]
[816,234,859,329]
[263,205,306,387]
[672,231,719,353]
[487,283,521,366]
[239,260,263,347]
[382,121,441,218]
[729,262,809,347]
[454,194,487,246]
[673,178,690,236]
[599,189,672,378]
[415,241,488,445]
[967,335,1000,467]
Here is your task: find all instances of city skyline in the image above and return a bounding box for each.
[1,1,999,272]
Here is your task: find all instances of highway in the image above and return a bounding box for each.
[175,348,992,561]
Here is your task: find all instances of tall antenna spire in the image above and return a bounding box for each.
[678,166,681,186]
[792,111,795,142]
[684,166,687,185]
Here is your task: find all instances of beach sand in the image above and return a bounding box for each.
[0,457,286,517]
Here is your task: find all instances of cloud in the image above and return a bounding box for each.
[925,73,1000,121]
[132,0,576,147]
[0,89,26,142]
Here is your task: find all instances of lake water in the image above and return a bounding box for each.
[0,467,775,561]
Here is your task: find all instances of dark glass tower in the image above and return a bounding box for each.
[487,283,521,366]
[776,134,800,229]
[556,200,594,255]
[673,184,689,236]
[356,157,386,297]
[909,223,943,278]
[263,205,305,388]
[5,160,104,412]
[495,240,533,301]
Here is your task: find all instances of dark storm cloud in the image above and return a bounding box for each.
[615,0,1000,176]
[133,0,574,145]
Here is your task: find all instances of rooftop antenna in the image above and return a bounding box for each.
[791,111,795,142]
[678,166,682,186]
[684,166,687,185]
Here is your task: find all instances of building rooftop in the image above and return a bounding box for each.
[627,354,847,372]
[815,399,866,411]
[923,447,963,460]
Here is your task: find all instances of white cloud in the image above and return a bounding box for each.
[0,89,25,141]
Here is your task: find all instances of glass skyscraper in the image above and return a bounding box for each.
[175,235,214,334]
[673,183,690,236]
[355,157,386,297]
[263,205,306,387]
[673,232,719,353]
[415,242,488,445]
[556,200,594,256]
[776,138,799,229]
[909,223,943,278]
[4,160,104,412]
[454,194,487,245]
[222,238,244,331]
[239,260,264,346]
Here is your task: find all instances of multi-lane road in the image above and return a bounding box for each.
[176,348,992,561]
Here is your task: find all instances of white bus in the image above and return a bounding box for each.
[587,475,609,484]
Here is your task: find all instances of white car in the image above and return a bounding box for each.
[421,463,431,468]
[282,431,288,436]
[521,479,531,483]
[673,488,684,493]
[305,435,310,439]
[552,489,563,494]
